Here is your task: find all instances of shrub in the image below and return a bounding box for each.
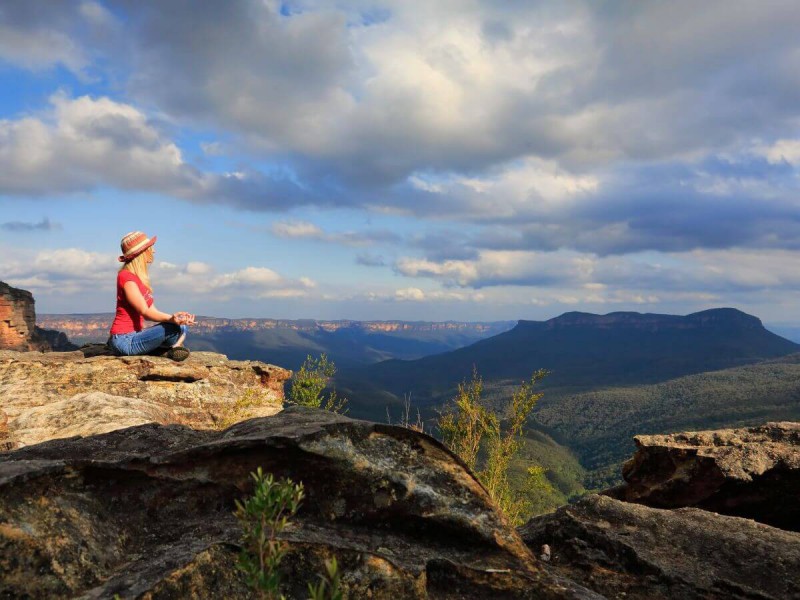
[438,369,549,525]
[234,468,304,600]
[289,354,348,414]
[216,387,274,430]
[307,557,343,600]
[438,368,491,472]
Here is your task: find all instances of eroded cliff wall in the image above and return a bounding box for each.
[0,281,45,351]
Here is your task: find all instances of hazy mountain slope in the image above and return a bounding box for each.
[534,353,800,474]
[338,308,800,412]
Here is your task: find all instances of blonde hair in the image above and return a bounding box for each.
[120,247,153,292]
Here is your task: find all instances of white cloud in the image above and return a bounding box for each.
[271,219,401,246]
[1,246,314,302]
[272,220,324,239]
[0,93,196,195]
[755,139,800,166]
[185,261,213,275]
[394,287,426,301]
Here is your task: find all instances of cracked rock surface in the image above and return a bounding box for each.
[0,406,598,599]
[520,493,800,600]
[0,350,290,448]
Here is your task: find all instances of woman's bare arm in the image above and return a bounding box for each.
[122,281,176,323]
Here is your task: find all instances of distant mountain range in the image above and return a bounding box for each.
[38,314,515,369]
[39,307,800,498]
[337,308,800,418]
[333,307,800,491]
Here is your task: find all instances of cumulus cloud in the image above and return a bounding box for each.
[272,220,401,246]
[153,263,316,301]
[1,246,314,302]
[393,247,800,297]
[6,0,800,317]
[0,93,310,209]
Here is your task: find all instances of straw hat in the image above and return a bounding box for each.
[118,231,157,262]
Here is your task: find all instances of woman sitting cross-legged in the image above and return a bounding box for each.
[108,231,195,361]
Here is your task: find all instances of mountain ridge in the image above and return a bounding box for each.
[338,307,800,421]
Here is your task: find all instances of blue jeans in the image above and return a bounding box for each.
[110,323,187,356]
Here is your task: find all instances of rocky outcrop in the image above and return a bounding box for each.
[611,422,800,530]
[519,494,800,600]
[0,350,290,448]
[0,281,47,351]
[0,406,598,599]
[0,281,78,351]
[34,325,79,351]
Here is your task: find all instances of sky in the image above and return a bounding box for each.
[2,1,800,323]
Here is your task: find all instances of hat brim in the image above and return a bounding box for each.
[118,235,157,262]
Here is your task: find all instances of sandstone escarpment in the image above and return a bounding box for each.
[0,281,46,351]
[611,422,800,530]
[0,406,598,599]
[0,281,78,352]
[0,350,290,448]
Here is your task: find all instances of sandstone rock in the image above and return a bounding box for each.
[0,281,48,351]
[519,493,800,600]
[9,391,182,447]
[611,422,800,530]
[0,406,599,599]
[0,350,291,447]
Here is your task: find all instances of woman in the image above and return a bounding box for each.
[108,231,195,361]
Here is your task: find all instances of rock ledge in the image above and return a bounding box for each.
[0,349,290,449]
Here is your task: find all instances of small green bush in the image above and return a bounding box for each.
[307,557,343,600]
[216,387,273,430]
[289,354,348,413]
[234,468,304,600]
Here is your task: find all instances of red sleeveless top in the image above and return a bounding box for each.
[110,271,154,334]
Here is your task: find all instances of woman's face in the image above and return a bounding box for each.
[146,246,155,264]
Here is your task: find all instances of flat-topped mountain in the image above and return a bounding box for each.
[533,307,763,330]
[339,308,800,418]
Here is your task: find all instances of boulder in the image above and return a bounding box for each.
[0,350,290,448]
[519,493,800,600]
[612,422,800,530]
[0,406,598,599]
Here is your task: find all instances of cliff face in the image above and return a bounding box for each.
[0,281,77,352]
[0,281,46,351]
[37,312,515,347]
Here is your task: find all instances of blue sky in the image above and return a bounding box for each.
[2,1,800,323]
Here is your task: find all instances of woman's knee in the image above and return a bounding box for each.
[162,322,181,336]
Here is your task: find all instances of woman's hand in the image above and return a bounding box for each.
[172,312,196,326]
